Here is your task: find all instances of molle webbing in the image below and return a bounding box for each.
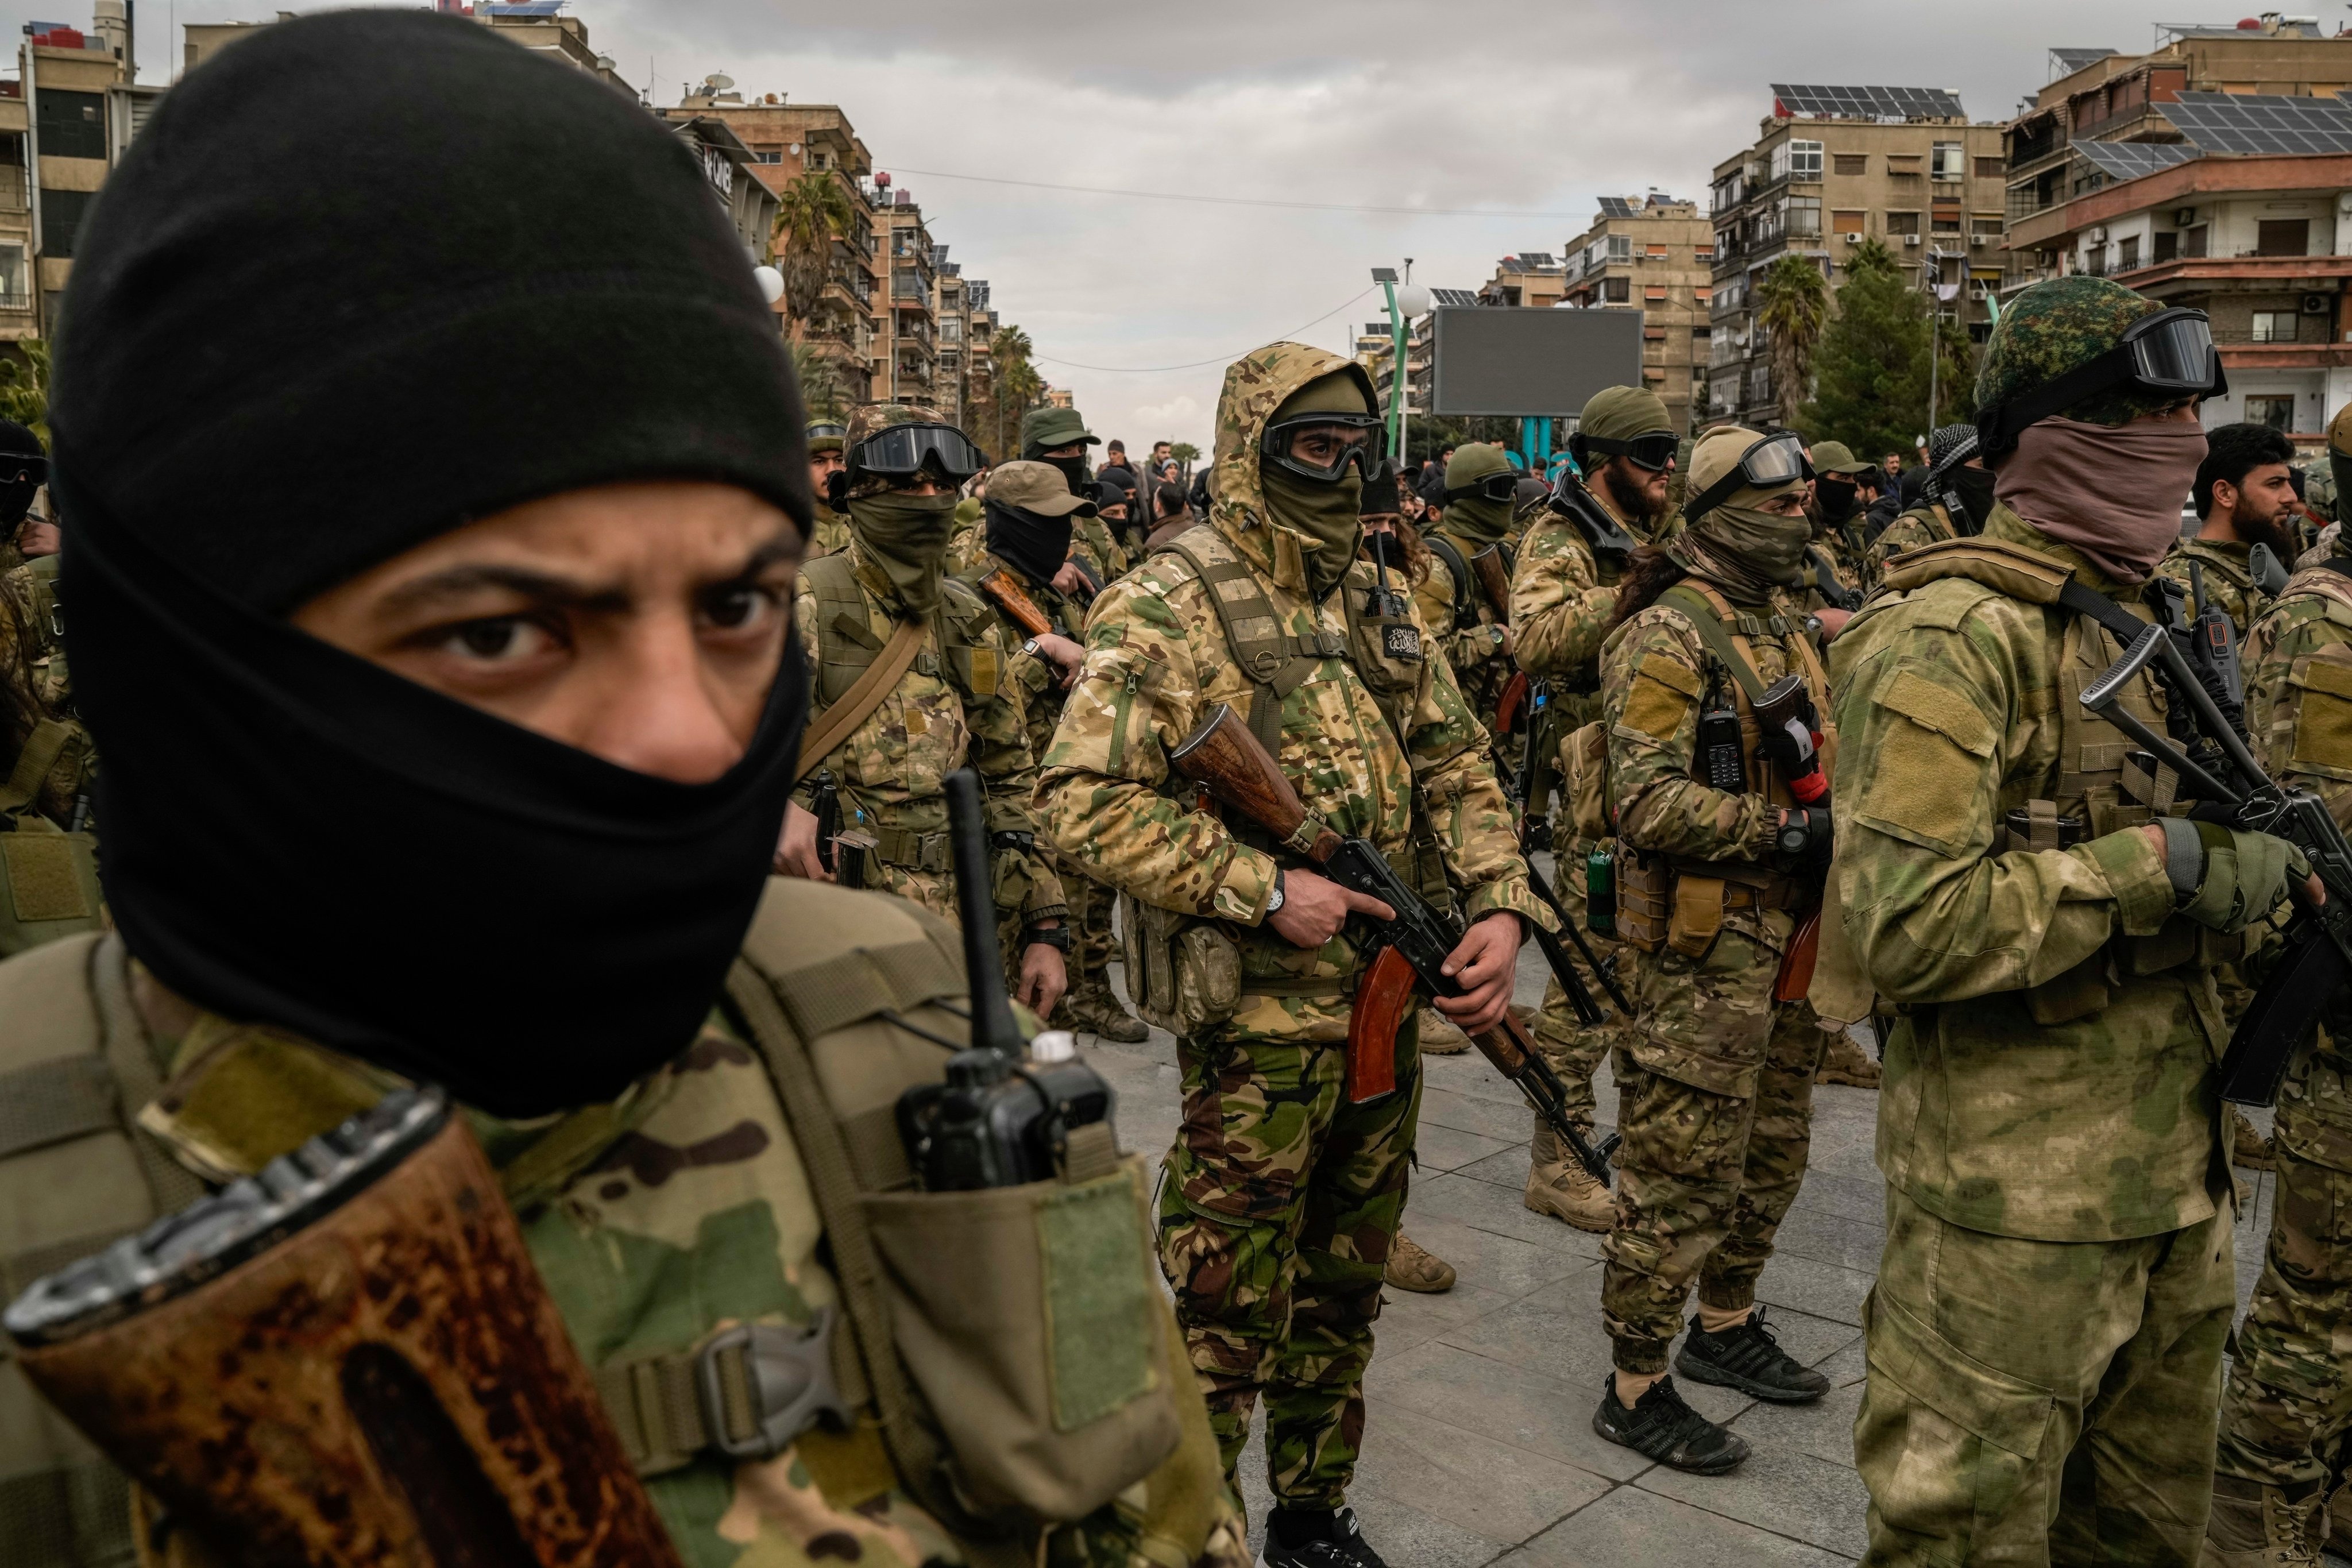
[0,720,72,816]
[1163,527,1345,764]
[1656,584,1777,702]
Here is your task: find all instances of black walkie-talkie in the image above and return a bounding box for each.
[1697,667,1747,793]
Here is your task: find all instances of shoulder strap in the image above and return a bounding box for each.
[0,717,72,816]
[1656,582,1767,702]
[795,616,927,785]
[1164,529,1345,762]
[1877,536,2073,603]
[1424,532,1476,626]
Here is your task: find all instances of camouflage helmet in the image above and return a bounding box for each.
[1975,276,2170,432]
[805,419,847,456]
[845,403,945,444]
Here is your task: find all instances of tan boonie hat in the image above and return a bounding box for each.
[988,459,1098,517]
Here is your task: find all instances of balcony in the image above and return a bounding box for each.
[0,292,29,312]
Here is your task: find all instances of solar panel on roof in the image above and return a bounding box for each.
[2158,91,2352,156]
[1431,288,1481,307]
[2073,140,2200,181]
[2050,47,2118,75]
[1520,252,1557,266]
[1770,84,1965,121]
[1597,196,1636,218]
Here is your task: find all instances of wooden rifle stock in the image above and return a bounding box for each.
[1496,670,1530,737]
[1347,945,1416,1102]
[1774,907,1821,1003]
[976,569,1056,639]
[1469,543,1513,625]
[1169,704,1342,862]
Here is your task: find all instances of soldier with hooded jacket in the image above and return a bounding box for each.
[1040,342,1546,1568]
[1586,424,1839,1474]
[1828,277,2308,1565]
[1508,385,1678,1234]
[0,18,1250,1568]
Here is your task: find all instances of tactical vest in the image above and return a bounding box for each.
[802,552,1002,876]
[0,883,1234,1568]
[1119,526,1450,1033]
[0,719,101,959]
[1817,538,2226,1029]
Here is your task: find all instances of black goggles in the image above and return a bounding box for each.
[1683,432,1810,523]
[1444,469,1523,505]
[1977,307,2227,459]
[847,422,988,485]
[1579,431,1679,473]
[1260,412,1385,483]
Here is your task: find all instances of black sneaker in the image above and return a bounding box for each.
[1674,1306,1830,1404]
[1591,1373,1749,1474]
[1258,1506,1385,1568]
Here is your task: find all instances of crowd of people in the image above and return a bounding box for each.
[8,14,2352,1568]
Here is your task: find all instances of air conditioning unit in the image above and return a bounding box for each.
[1903,234,1922,246]
[1843,232,1861,243]
[2304,293,2332,315]
[2173,207,2198,228]
[2087,226,2108,244]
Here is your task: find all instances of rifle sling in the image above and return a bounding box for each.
[1656,584,1770,703]
[794,615,929,785]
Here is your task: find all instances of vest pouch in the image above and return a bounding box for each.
[1123,893,1183,1030]
[860,1156,1183,1521]
[1172,924,1243,1032]
[1667,874,1727,960]
[1616,849,1670,953]
[1563,719,1611,842]
[2023,949,2112,1026]
[2121,915,2201,978]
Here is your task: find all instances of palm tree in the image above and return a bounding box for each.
[790,341,846,424]
[1755,253,1829,429]
[988,325,1041,454]
[1168,441,1201,484]
[0,340,50,445]
[771,171,855,335]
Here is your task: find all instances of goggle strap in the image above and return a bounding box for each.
[1978,345,2139,459]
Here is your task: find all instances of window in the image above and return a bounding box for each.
[1933,210,1963,233]
[1971,214,2005,245]
[1644,326,1667,340]
[1886,154,1922,178]
[35,90,104,161]
[1747,364,1772,404]
[1973,156,2005,179]
[1932,142,1965,181]
[1885,210,1921,237]
[2258,219,2311,257]
[1696,246,1714,261]
[2252,311,2298,343]
[2184,225,2210,259]
[1646,244,1669,258]
[1783,195,1821,237]
[2154,230,2179,263]
[2246,394,2295,431]
[1602,276,1630,303]
[1833,209,1866,235]
[1833,153,1867,176]
[1694,284,1713,303]
[1693,325,1712,338]
[1607,234,1632,262]
[2119,235,2139,270]
[38,187,93,258]
[0,242,24,309]
[1770,138,1822,181]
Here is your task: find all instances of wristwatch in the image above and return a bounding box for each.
[1265,868,1287,916]
[1021,638,1042,658]
[1025,923,1072,953]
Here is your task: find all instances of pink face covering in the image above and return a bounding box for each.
[1992,413,2208,585]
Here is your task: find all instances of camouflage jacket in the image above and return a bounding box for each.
[2304,460,2338,525]
[2243,561,2352,1161]
[1825,503,2223,1243]
[807,502,851,562]
[1510,480,1654,713]
[791,543,1065,927]
[1,555,68,719]
[1864,500,1960,590]
[1071,514,1129,588]
[956,549,1085,776]
[2154,534,2264,636]
[1601,579,1822,868]
[1415,520,1514,724]
[1038,342,1545,1040]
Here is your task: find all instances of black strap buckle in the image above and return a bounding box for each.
[694,1306,853,1460]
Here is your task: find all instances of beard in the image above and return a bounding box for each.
[1601,460,1664,523]
[2239,507,2294,561]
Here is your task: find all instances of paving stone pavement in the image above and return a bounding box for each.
[1068,889,2295,1566]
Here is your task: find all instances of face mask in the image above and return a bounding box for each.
[63,477,808,1119]
[1260,462,1363,600]
[846,489,958,617]
[1678,499,1812,604]
[984,500,1072,589]
[1814,477,1857,524]
[1947,466,1999,534]
[822,469,847,509]
[1994,414,2208,585]
[1442,493,1513,547]
[1043,453,1090,495]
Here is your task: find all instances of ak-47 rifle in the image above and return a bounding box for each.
[2076,615,2352,1106]
[976,567,1055,640]
[1469,543,1514,625]
[1170,704,1618,1183]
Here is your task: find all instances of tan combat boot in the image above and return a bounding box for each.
[1058,980,1150,1044]
[1418,1006,1471,1055]
[2234,1109,2276,1172]
[1383,1233,1455,1292]
[1816,1030,1881,1088]
[2203,1474,2326,1566]
[1524,1120,1615,1233]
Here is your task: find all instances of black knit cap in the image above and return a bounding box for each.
[53,9,809,615]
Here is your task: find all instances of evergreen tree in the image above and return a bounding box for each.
[1802,239,1935,459]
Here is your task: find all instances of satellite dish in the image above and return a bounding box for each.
[752,266,784,305]
[704,72,735,92]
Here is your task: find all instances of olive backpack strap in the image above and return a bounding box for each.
[1161,526,1345,762]
[1422,530,1477,630]
[794,554,929,785]
[0,719,72,818]
[1656,582,1768,704]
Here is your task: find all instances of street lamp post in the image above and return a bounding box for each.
[1372,267,1431,463]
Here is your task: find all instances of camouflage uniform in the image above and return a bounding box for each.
[1038,343,1544,1509]
[2213,558,2352,1505]
[2154,533,2266,637]
[2301,461,2336,527]
[1832,500,2242,1563]
[1596,559,1832,1374]
[1416,445,1519,736]
[808,500,851,561]
[1863,497,1963,589]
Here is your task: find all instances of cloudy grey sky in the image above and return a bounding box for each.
[55,1,2273,450]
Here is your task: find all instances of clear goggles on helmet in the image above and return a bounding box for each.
[847,422,988,485]
[1977,306,2227,459]
[1683,431,1811,522]
[1259,412,1385,483]
[806,423,847,445]
[1579,431,1679,473]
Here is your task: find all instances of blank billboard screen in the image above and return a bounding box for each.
[1430,307,1646,417]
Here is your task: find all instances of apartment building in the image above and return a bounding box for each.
[934,246,968,426]
[1477,253,1566,309]
[20,14,156,338]
[1708,86,2007,428]
[876,184,939,405]
[1561,195,1713,434]
[663,111,779,265]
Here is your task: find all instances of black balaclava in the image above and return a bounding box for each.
[987,500,1074,588]
[0,419,44,528]
[54,11,812,1118]
[1814,477,1859,524]
[1946,466,1999,534]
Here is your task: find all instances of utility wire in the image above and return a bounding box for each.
[887,165,1588,220]
[1029,288,1376,374]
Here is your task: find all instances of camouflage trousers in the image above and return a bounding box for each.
[1061,848,1119,995]
[2215,1069,2352,1492]
[1157,1002,1419,1511]
[1856,1188,2235,1566]
[1600,909,1824,1373]
[1529,834,1621,1140]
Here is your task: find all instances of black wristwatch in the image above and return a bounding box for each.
[1025,923,1072,953]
